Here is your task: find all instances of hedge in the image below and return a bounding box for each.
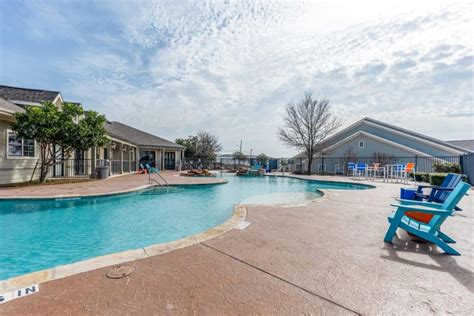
[429,173,468,186]
[409,172,430,182]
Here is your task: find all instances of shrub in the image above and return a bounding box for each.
[429,173,468,186]
[410,172,429,182]
[433,162,462,174]
[415,172,430,182]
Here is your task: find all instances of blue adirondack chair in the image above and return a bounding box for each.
[384,181,471,255]
[414,173,463,210]
[145,163,159,174]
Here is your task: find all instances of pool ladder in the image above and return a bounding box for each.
[148,172,169,187]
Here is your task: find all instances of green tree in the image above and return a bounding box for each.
[256,153,269,165]
[175,135,198,157]
[12,101,108,182]
[233,151,247,166]
[195,131,222,163]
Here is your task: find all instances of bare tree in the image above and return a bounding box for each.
[195,131,222,167]
[278,94,340,175]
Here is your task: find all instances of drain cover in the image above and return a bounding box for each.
[106,264,136,279]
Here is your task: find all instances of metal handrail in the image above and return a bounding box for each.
[148,172,169,187]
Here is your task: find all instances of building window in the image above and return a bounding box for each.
[7,131,35,158]
[358,141,364,148]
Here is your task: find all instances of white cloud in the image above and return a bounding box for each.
[5,1,473,156]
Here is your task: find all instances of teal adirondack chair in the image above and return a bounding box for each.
[145,163,159,174]
[384,181,470,255]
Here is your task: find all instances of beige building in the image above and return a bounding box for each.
[0,85,183,185]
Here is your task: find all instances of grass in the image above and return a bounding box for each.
[0,178,95,188]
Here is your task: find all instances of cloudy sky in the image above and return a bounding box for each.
[1,0,473,156]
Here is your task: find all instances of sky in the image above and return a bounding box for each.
[0,0,473,157]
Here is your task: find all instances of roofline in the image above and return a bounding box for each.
[53,93,63,105]
[320,117,466,155]
[363,117,468,154]
[0,84,61,94]
[321,131,432,157]
[362,118,467,154]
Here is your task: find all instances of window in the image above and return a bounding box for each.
[359,141,365,148]
[7,131,35,158]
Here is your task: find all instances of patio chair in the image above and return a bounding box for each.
[138,163,148,174]
[347,162,357,177]
[356,163,367,179]
[400,162,415,182]
[145,163,160,174]
[384,181,471,255]
[369,163,385,180]
[415,173,463,210]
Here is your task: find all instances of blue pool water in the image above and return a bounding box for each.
[0,175,372,280]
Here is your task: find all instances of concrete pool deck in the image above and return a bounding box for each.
[1,174,473,314]
[0,172,227,199]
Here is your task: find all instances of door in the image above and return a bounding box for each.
[164,152,175,170]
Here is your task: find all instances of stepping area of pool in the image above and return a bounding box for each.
[1,175,473,314]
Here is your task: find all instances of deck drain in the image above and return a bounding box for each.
[106,264,136,279]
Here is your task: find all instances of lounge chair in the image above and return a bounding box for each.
[145,163,159,174]
[384,181,471,255]
[138,163,148,174]
[415,173,463,211]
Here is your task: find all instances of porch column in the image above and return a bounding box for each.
[128,146,131,173]
[91,147,97,178]
[136,147,140,171]
[119,143,124,174]
[107,142,112,176]
[161,149,165,171]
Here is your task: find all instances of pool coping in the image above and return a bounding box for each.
[0,203,247,293]
[0,178,228,201]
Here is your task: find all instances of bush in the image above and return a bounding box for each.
[429,173,468,186]
[410,172,429,182]
[433,162,462,173]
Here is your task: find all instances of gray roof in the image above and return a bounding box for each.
[360,117,469,153]
[293,117,470,158]
[105,121,184,149]
[446,140,474,152]
[0,97,25,114]
[0,85,60,104]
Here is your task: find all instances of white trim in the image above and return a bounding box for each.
[5,129,37,159]
[358,140,364,148]
[53,93,63,105]
[8,100,43,106]
[322,131,432,157]
[107,136,136,148]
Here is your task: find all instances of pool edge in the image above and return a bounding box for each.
[0,204,246,293]
[0,178,228,201]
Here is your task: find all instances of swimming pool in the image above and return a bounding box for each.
[0,175,372,280]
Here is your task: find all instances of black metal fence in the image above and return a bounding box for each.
[182,157,224,170]
[290,155,465,176]
[48,159,92,179]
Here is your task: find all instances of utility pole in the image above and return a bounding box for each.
[239,139,242,167]
[250,148,253,167]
